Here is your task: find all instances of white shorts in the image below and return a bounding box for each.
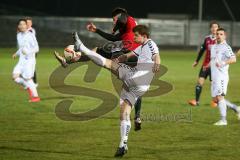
[211,78,229,97]
[119,86,149,107]
[13,60,36,79]
[118,63,152,106]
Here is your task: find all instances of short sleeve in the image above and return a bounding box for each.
[148,40,159,55]
[225,45,235,58]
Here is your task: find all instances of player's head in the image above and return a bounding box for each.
[112,7,128,24]
[209,20,220,35]
[133,25,150,44]
[216,28,226,43]
[25,16,33,28]
[17,19,28,32]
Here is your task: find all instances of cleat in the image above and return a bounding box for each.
[114,145,128,157]
[211,100,218,108]
[214,120,227,126]
[236,106,240,120]
[134,117,142,131]
[54,51,68,68]
[29,97,41,103]
[188,99,199,106]
[72,32,83,52]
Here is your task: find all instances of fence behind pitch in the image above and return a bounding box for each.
[1,16,239,48]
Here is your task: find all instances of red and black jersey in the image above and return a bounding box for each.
[95,15,140,51]
[196,35,216,67]
[118,16,140,51]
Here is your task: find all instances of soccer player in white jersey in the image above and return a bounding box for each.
[12,19,40,102]
[210,28,240,126]
[72,25,160,157]
[25,17,38,85]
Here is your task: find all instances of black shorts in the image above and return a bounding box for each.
[198,66,211,80]
[96,47,138,66]
[96,47,125,59]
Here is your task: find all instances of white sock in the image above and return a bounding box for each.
[225,99,238,112]
[80,44,106,66]
[14,77,27,89]
[218,99,227,121]
[26,79,38,97]
[119,120,131,148]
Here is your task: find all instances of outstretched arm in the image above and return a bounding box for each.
[152,53,161,73]
[86,22,121,42]
[115,52,136,63]
[96,29,121,41]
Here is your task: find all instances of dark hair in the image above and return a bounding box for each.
[209,20,220,28]
[17,19,27,25]
[112,7,127,17]
[133,25,150,38]
[217,27,226,32]
[25,16,32,21]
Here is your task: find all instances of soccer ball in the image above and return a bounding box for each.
[64,45,81,62]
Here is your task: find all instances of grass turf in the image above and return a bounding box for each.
[0,48,240,160]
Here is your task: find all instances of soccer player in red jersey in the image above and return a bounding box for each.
[188,21,219,106]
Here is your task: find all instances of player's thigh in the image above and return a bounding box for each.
[211,79,228,97]
[22,62,36,79]
[117,63,134,80]
[12,63,23,79]
[104,59,120,74]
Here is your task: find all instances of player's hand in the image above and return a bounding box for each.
[192,61,198,67]
[86,23,97,32]
[12,53,17,59]
[203,63,210,71]
[153,63,160,73]
[216,61,226,68]
[236,49,240,57]
[215,62,220,68]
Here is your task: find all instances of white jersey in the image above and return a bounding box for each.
[16,31,39,63]
[133,39,159,64]
[28,27,36,36]
[210,41,235,80]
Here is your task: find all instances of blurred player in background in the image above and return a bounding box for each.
[54,7,143,131]
[25,17,38,85]
[72,24,160,157]
[12,19,40,102]
[210,28,240,125]
[188,21,219,107]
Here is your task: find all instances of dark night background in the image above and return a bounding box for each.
[0,0,239,20]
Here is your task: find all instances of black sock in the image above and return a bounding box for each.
[134,98,142,119]
[195,84,202,102]
[33,71,37,83]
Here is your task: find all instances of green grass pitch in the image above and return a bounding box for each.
[0,48,240,160]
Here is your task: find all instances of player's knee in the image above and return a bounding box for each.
[216,96,224,102]
[13,75,19,82]
[197,79,205,86]
[14,77,21,84]
[92,47,98,52]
